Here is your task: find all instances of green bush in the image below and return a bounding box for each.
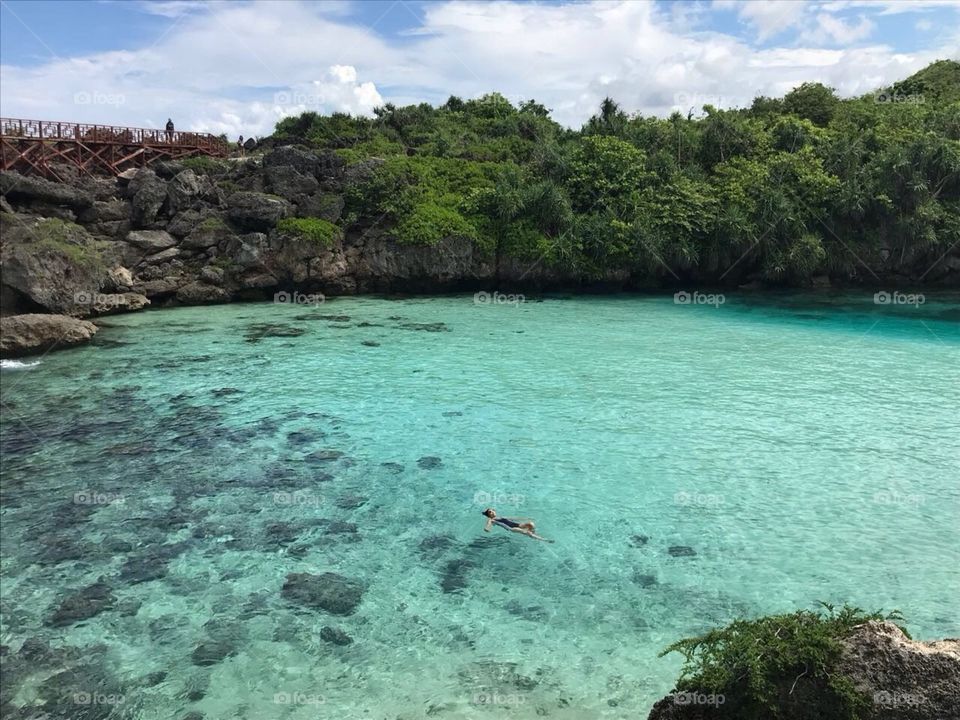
[276,217,341,247]
[660,603,906,720]
[395,202,477,245]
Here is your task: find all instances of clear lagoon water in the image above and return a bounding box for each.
[1,292,959,720]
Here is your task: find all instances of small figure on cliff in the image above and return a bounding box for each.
[237,135,245,157]
[482,508,553,542]
[165,118,174,142]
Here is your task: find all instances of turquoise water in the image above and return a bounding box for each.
[1,292,959,720]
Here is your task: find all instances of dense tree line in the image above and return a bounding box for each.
[274,61,960,284]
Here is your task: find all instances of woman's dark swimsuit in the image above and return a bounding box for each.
[494,517,521,529]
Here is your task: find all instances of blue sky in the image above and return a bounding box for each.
[1,0,957,134]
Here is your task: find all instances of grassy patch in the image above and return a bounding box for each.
[33,218,106,271]
[276,217,342,247]
[199,216,228,232]
[211,255,237,270]
[181,155,229,174]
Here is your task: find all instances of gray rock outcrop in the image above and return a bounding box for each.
[0,314,98,357]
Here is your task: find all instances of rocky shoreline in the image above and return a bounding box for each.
[2,144,957,357]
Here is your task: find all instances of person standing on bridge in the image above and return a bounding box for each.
[165,118,174,143]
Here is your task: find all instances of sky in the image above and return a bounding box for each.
[1,0,958,137]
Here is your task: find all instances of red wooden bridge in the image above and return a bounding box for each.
[0,118,230,180]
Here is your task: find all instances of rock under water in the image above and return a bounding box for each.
[281,572,364,615]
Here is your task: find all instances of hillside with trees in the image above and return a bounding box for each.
[272,60,960,286]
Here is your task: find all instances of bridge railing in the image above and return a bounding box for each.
[0,118,227,153]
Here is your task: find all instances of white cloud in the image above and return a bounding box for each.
[330,65,358,83]
[134,1,207,19]
[803,12,875,44]
[272,66,383,123]
[0,0,957,136]
[735,1,809,41]
[819,0,960,16]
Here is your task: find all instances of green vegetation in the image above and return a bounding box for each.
[33,218,106,271]
[273,60,960,283]
[199,216,228,232]
[276,217,341,247]
[217,179,241,194]
[888,59,960,105]
[211,255,237,270]
[659,603,907,719]
[180,155,229,174]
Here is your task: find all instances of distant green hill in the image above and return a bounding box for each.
[888,59,960,104]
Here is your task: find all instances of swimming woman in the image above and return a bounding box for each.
[481,508,553,542]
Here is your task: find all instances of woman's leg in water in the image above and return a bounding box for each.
[512,527,553,542]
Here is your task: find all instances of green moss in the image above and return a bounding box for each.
[181,155,229,174]
[659,603,906,720]
[211,255,237,269]
[276,217,341,247]
[33,218,106,271]
[199,216,228,231]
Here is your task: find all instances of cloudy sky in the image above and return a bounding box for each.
[1,0,958,136]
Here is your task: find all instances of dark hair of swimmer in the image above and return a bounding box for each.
[482,508,496,518]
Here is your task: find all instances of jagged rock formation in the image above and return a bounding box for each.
[647,621,960,720]
[0,148,552,320]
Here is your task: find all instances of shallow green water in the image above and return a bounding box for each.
[1,292,958,720]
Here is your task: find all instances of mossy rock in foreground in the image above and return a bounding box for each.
[1,216,110,312]
[649,605,960,720]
